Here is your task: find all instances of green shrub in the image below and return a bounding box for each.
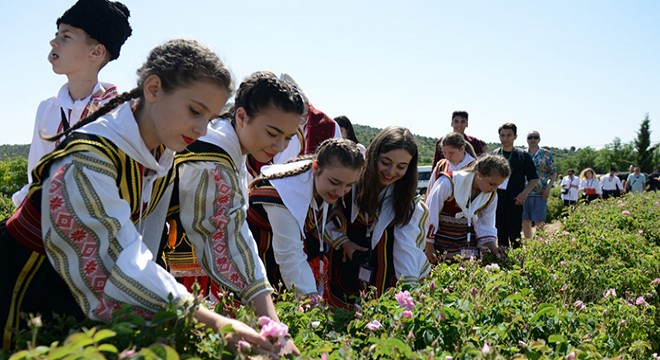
[3,194,659,359]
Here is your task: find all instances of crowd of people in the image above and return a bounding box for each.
[2,0,658,356]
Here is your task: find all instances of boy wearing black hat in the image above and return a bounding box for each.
[13,0,132,207]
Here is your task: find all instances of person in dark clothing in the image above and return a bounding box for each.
[491,123,538,249]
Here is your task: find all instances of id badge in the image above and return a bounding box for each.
[358,265,374,284]
[460,249,479,259]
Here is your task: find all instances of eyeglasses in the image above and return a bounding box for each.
[527,136,540,140]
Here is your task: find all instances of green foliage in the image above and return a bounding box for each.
[635,114,658,173]
[0,157,27,197]
[0,193,15,218]
[0,144,28,161]
[4,193,659,359]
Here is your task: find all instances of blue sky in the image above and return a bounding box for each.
[1,1,658,150]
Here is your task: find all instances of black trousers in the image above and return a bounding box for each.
[495,192,523,248]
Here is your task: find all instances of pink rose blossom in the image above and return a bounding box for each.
[443,288,450,294]
[566,351,576,360]
[445,356,453,360]
[622,210,630,216]
[355,311,363,318]
[562,231,570,236]
[439,312,446,321]
[355,304,361,310]
[366,320,382,331]
[321,354,328,360]
[485,263,500,272]
[482,343,490,355]
[258,316,271,326]
[395,290,416,311]
[635,296,648,306]
[560,260,567,266]
[620,319,627,326]
[574,300,584,308]
[651,278,660,285]
[402,310,413,319]
[646,293,653,298]
[237,340,251,352]
[604,288,617,298]
[429,280,437,290]
[458,266,465,271]
[639,229,644,234]
[259,318,289,346]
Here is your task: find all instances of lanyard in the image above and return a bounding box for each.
[499,148,513,162]
[311,202,328,247]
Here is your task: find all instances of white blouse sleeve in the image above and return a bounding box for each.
[392,198,431,284]
[474,194,498,248]
[425,176,452,241]
[263,204,318,297]
[42,152,192,322]
[177,160,272,302]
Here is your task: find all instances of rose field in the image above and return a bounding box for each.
[1,191,659,360]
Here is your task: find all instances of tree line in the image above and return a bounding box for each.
[0,116,657,198]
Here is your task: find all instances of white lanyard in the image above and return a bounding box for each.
[311,202,328,246]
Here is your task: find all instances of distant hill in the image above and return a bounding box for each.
[0,144,29,161]
[0,129,577,167]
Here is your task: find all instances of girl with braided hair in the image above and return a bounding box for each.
[1,39,279,355]
[324,126,430,309]
[164,71,304,353]
[424,154,509,265]
[247,138,365,304]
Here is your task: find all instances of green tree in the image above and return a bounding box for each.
[0,157,28,197]
[634,114,657,173]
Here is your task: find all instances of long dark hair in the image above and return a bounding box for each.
[334,115,360,144]
[44,38,233,141]
[356,126,418,225]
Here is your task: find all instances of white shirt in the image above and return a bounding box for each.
[600,173,623,191]
[560,176,580,201]
[13,82,117,206]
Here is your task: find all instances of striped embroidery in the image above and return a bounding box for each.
[207,167,248,289]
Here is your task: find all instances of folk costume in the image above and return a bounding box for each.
[432,134,486,168]
[1,102,184,350]
[163,119,272,302]
[247,161,328,298]
[325,185,430,309]
[426,154,476,192]
[13,82,119,206]
[425,171,498,260]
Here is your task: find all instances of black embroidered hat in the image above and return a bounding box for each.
[57,0,132,61]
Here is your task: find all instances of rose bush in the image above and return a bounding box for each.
[2,192,658,359]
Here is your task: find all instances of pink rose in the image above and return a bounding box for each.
[366,320,382,331]
[635,296,648,306]
[395,290,416,311]
[482,343,490,355]
[622,210,630,216]
[651,278,660,285]
[402,310,413,319]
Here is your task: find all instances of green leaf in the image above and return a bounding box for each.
[92,329,116,343]
[548,334,566,343]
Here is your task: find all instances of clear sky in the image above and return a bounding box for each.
[1,1,658,149]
